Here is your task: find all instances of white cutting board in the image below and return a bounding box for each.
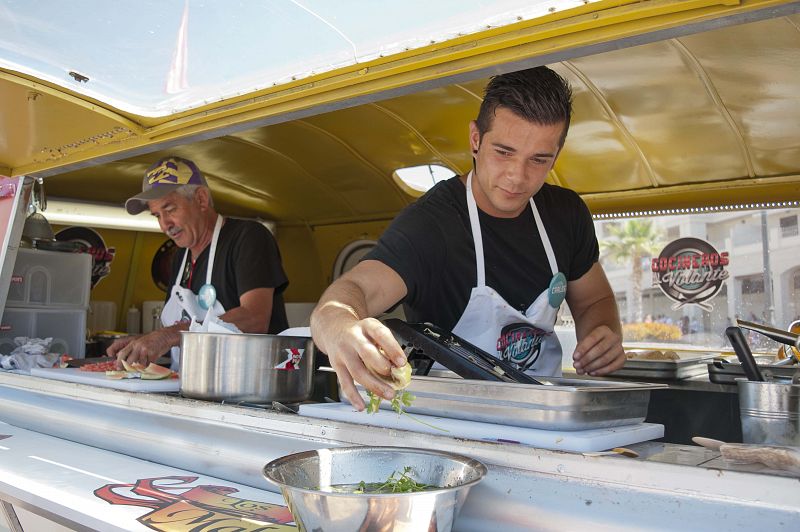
[30,367,180,393]
[299,403,664,453]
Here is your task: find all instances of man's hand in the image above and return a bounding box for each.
[111,328,179,369]
[310,261,409,411]
[572,324,625,375]
[566,263,625,376]
[106,335,136,358]
[322,316,407,411]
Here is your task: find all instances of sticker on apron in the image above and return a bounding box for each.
[548,272,567,308]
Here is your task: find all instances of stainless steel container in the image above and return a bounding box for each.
[263,446,486,532]
[738,380,800,445]
[180,331,315,403]
[327,369,666,431]
[611,353,718,380]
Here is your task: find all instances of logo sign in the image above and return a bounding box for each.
[55,226,115,289]
[496,323,547,371]
[95,475,295,531]
[651,237,729,312]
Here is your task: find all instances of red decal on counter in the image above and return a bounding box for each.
[94,475,295,531]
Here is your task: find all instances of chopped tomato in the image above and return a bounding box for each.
[79,360,118,372]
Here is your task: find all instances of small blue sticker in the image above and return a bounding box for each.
[198,284,217,310]
[548,272,567,308]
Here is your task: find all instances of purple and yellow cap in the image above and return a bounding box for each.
[125,156,207,215]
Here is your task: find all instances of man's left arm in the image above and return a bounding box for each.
[219,222,286,333]
[219,287,274,333]
[565,262,625,375]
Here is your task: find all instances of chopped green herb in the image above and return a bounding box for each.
[365,390,448,432]
[349,467,436,494]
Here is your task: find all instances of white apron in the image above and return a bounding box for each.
[451,172,566,377]
[161,215,226,371]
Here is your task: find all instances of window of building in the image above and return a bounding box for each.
[780,215,798,237]
[741,277,765,294]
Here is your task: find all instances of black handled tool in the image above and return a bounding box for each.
[383,319,542,385]
[736,319,800,350]
[725,326,764,382]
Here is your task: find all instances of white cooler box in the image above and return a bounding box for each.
[0,307,86,357]
[6,248,91,308]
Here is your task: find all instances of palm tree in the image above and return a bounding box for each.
[601,220,664,323]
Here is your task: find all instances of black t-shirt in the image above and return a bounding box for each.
[168,218,289,333]
[365,177,598,330]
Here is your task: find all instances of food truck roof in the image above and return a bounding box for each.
[1,0,799,223]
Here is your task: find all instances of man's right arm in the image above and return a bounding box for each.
[310,259,409,411]
[108,323,187,368]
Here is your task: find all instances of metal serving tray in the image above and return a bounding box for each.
[331,370,666,431]
[707,361,798,385]
[609,353,718,380]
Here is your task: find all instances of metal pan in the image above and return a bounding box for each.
[610,353,718,380]
[326,368,666,431]
[707,360,797,385]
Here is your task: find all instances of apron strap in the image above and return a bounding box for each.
[172,214,224,289]
[529,198,559,276]
[465,172,560,285]
[465,172,486,287]
[176,249,190,287]
[206,215,224,285]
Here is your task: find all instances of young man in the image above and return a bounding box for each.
[311,66,624,410]
[109,156,289,369]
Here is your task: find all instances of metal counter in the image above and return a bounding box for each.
[0,372,797,531]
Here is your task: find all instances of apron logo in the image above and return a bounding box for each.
[497,323,547,371]
[274,348,303,370]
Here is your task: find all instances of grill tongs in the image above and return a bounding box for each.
[736,319,800,351]
[726,319,800,383]
[382,318,542,385]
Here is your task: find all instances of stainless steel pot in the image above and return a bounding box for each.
[180,331,315,403]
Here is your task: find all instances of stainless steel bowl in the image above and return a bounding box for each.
[738,380,800,445]
[263,446,487,532]
[180,331,315,403]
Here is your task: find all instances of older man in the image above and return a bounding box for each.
[109,156,288,369]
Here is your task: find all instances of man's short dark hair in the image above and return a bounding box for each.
[475,66,573,147]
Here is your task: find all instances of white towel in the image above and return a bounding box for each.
[0,337,60,371]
